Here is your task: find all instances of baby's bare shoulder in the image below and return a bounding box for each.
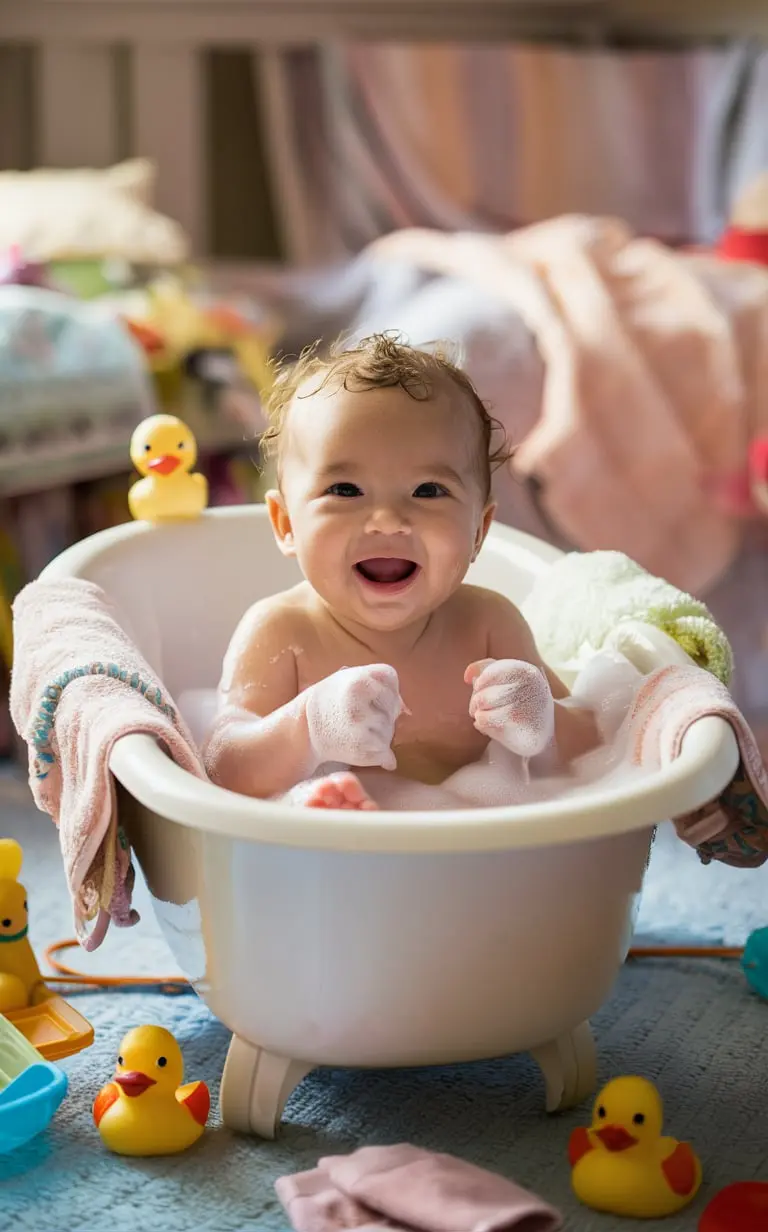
[219,584,315,699]
[232,584,314,643]
[452,585,527,631]
[445,585,535,660]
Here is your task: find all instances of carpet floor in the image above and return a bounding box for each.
[0,770,766,1232]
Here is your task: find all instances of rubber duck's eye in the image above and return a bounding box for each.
[157,1056,167,1068]
[1,919,11,928]
[117,1056,124,1066]
[597,1105,606,1119]
[144,444,151,452]
[632,1113,645,1125]
[177,441,185,449]
[23,901,27,911]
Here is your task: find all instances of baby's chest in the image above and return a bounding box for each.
[297,640,487,780]
[396,664,473,732]
[297,646,478,735]
[392,648,491,765]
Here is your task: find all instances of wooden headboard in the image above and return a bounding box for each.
[1,0,767,259]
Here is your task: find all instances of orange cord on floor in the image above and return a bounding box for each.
[39,938,744,997]
[43,938,190,994]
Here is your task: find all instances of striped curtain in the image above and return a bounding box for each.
[256,41,768,264]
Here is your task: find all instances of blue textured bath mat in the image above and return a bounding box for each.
[1,778,766,1232]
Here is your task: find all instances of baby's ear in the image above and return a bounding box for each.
[265,489,296,556]
[472,502,496,561]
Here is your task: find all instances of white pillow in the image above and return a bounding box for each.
[0,158,188,264]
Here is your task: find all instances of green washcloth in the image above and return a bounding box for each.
[522,550,733,685]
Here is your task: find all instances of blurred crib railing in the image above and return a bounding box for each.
[0,36,210,255]
[0,1,597,257]
[3,1,768,259]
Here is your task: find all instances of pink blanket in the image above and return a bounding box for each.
[10,577,205,949]
[372,217,768,595]
[276,1144,561,1232]
[626,664,768,867]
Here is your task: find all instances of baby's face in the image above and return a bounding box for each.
[267,380,494,632]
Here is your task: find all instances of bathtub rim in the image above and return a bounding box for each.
[41,505,740,853]
[107,715,738,852]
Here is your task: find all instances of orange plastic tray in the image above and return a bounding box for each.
[4,994,94,1061]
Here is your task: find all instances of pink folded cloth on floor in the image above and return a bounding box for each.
[626,663,768,867]
[10,576,205,949]
[275,1144,563,1232]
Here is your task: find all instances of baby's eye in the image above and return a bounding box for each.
[325,482,362,498]
[413,482,449,499]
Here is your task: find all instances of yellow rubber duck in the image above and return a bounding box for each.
[569,1076,702,1219]
[0,839,52,1012]
[128,414,208,522]
[93,1024,210,1156]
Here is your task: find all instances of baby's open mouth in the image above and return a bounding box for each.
[355,558,419,589]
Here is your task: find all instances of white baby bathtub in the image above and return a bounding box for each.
[41,506,739,1138]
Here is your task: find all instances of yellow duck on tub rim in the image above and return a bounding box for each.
[568,1075,702,1219]
[128,414,208,523]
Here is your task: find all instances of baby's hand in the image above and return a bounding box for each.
[305,664,403,770]
[465,658,554,757]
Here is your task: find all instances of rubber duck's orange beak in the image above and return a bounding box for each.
[147,454,181,476]
[595,1124,638,1152]
[114,1071,157,1098]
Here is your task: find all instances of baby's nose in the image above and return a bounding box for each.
[366,504,411,534]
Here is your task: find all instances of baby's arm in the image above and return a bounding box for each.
[204,600,403,798]
[203,602,315,797]
[467,593,599,763]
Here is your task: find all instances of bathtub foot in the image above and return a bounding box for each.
[530,1020,597,1113]
[220,1035,313,1139]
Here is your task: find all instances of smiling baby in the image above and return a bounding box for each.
[203,334,597,809]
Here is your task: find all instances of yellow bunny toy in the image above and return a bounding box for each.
[0,839,50,1013]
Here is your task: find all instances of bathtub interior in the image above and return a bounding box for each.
[56,507,561,701]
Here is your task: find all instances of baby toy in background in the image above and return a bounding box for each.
[120,273,276,413]
[748,436,768,517]
[128,414,208,522]
[0,838,94,1060]
[0,1014,67,1154]
[568,1075,702,1219]
[699,1181,768,1232]
[0,838,51,1012]
[0,244,54,290]
[716,171,768,267]
[713,178,768,524]
[94,1024,210,1156]
[741,925,768,1000]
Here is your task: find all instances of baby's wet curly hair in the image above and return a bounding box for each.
[262,332,512,499]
